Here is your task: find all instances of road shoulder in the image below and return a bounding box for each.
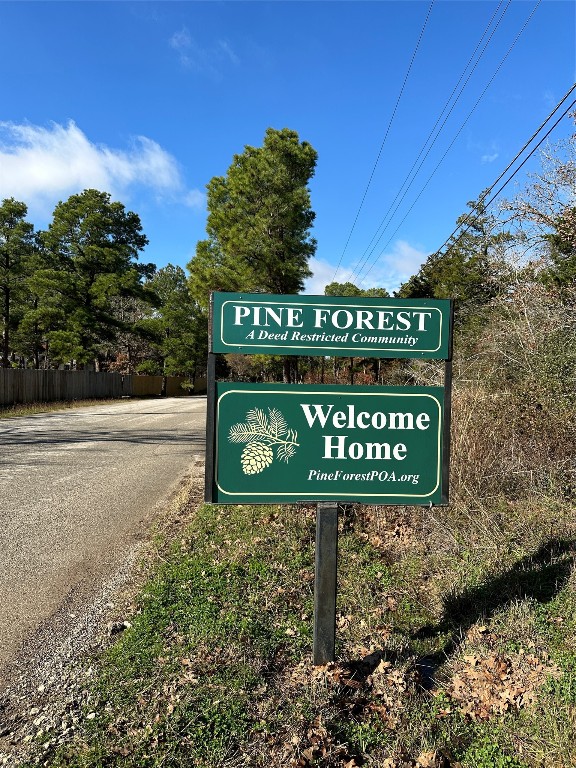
[0,465,205,767]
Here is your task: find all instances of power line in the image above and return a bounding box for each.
[349,0,511,283]
[431,87,576,261]
[357,0,543,285]
[362,86,576,287]
[330,0,435,284]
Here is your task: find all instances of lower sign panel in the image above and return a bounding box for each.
[211,383,445,504]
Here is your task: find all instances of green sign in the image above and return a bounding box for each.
[211,293,452,359]
[209,382,445,504]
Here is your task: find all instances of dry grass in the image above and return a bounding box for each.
[0,398,127,419]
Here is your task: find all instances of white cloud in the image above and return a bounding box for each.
[0,120,203,216]
[467,137,500,166]
[303,258,355,295]
[183,189,206,210]
[169,27,239,76]
[376,239,428,276]
[218,40,240,67]
[170,27,192,52]
[304,240,428,296]
[170,27,194,68]
[357,240,428,294]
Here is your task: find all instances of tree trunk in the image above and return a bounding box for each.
[1,286,10,368]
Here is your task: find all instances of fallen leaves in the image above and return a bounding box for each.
[295,717,333,765]
[443,650,560,720]
[380,748,458,767]
[285,655,419,765]
[356,506,424,557]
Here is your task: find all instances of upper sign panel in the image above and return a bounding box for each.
[212,293,452,359]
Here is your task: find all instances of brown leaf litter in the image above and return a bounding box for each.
[442,649,560,720]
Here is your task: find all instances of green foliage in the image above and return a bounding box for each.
[129,554,286,654]
[335,714,390,753]
[324,281,390,298]
[143,265,208,377]
[0,191,203,374]
[135,358,162,375]
[543,206,576,287]
[188,127,317,308]
[37,189,154,365]
[462,736,528,768]
[0,198,37,367]
[397,196,511,333]
[542,662,576,705]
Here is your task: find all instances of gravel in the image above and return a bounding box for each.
[0,466,204,767]
[0,545,140,766]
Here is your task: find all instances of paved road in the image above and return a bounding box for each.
[0,397,206,670]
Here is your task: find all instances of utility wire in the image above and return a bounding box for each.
[357,0,543,285]
[361,87,576,285]
[430,89,576,261]
[330,0,435,284]
[349,0,511,283]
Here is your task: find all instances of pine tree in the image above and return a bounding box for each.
[188,128,317,308]
[0,199,36,367]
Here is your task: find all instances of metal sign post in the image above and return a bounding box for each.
[313,502,338,665]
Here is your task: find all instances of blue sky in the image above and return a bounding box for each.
[0,0,574,294]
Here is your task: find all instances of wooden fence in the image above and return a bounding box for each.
[0,370,201,407]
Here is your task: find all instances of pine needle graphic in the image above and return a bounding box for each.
[229,408,299,474]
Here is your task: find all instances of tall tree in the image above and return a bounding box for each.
[188,127,317,308]
[142,265,208,378]
[501,119,576,252]
[397,196,510,325]
[39,189,155,366]
[0,199,36,368]
[12,239,60,369]
[97,294,159,374]
[500,118,576,288]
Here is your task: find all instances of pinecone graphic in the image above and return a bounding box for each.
[241,442,274,475]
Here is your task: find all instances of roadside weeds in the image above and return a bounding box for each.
[10,488,575,768]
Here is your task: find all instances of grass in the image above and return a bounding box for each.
[27,485,575,768]
[0,399,127,419]
[17,379,576,768]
